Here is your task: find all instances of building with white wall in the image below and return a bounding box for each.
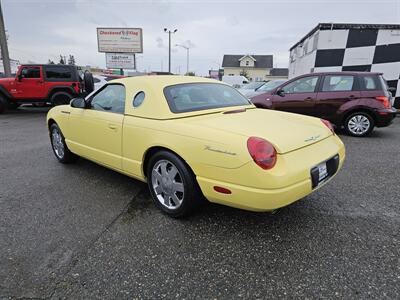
[222,54,288,82]
[289,23,400,108]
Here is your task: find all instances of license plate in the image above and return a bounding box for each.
[317,162,328,182]
[311,154,339,189]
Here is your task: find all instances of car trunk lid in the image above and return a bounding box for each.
[186,108,332,154]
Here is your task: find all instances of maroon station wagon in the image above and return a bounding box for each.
[251,72,397,137]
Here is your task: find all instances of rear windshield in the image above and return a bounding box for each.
[164,83,251,113]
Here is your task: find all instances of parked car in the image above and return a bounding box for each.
[244,79,287,98]
[237,81,267,97]
[91,74,126,90]
[93,75,108,90]
[47,76,345,217]
[251,72,397,137]
[222,75,249,88]
[0,64,94,113]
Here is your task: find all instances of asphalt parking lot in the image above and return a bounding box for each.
[1,107,399,299]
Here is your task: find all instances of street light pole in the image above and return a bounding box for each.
[164,28,177,73]
[175,44,190,74]
[0,1,11,77]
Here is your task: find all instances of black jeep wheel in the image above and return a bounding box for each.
[83,71,94,94]
[51,91,73,106]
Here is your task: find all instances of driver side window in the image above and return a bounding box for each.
[90,84,125,114]
[282,76,319,94]
[21,67,41,79]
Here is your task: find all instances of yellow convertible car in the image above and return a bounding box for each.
[47,76,345,217]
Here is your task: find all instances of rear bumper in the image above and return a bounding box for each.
[375,108,396,127]
[196,136,346,212]
[197,176,313,211]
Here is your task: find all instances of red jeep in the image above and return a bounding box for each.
[0,64,94,113]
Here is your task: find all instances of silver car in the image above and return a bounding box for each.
[237,81,268,97]
[244,79,287,98]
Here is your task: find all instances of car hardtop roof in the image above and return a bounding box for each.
[113,75,224,87]
[112,75,243,120]
[19,64,79,68]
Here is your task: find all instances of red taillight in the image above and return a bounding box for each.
[247,137,277,170]
[375,96,390,108]
[321,119,335,134]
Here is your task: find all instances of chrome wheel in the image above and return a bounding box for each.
[51,128,65,159]
[347,115,371,135]
[151,159,185,210]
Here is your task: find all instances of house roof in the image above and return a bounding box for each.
[270,68,289,76]
[222,54,273,68]
[290,23,400,51]
[238,55,256,61]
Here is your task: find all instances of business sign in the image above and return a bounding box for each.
[97,28,143,53]
[106,53,135,69]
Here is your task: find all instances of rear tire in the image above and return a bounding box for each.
[51,91,73,106]
[344,112,374,137]
[147,150,203,218]
[49,123,78,163]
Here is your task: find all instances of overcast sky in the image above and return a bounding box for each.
[4,0,400,75]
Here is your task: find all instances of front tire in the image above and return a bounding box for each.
[344,112,374,137]
[49,123,78,163]
[147,151,203,218]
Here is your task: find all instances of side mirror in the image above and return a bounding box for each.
[70,97,87,108]
[276,89,285,97]
[17,74,23,81]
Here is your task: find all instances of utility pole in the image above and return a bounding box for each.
[164,28,177,73]
[0,1,11,77]
[176,44,190,74]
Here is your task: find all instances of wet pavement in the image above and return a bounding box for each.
[0,107,399,299]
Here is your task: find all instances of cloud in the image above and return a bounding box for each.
[225,16,239,26]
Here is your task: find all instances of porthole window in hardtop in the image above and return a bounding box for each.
[133,91,145,107]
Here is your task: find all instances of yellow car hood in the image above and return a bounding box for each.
[186,108,332,154]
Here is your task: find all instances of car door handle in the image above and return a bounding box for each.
[304,97,314,101]
[348,95,356,99]
[108,123,117,130]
